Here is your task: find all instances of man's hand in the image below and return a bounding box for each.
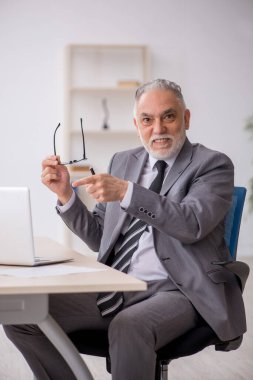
[72,174,128,203]
[41,155,73,205]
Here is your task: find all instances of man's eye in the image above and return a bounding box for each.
[164,113,175,121]
[142,117,152,124]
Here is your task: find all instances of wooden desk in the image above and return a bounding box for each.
[0,237,147,380]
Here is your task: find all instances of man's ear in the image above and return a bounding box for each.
[184,109,190,130]
[133,118,138,130]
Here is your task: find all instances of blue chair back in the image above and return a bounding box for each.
[224,186,247,259]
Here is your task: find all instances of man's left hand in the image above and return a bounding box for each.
[72,174,128,202]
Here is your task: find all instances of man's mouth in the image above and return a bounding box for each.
[151,137,172,147]
[153,138,170,143]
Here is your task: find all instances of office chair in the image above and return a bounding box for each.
[69,186,249,380]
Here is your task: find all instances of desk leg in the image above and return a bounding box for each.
[38,314,94,380]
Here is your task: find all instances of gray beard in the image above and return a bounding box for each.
[139,131,186,160]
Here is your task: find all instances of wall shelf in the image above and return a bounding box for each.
[70,130,137,135]
[70,87,139,92]
[62,43,149,251]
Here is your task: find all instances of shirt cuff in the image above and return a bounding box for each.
[57,190,76,213]
[120,181,133,209]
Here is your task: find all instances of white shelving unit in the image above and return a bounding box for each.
[61,44,150,251]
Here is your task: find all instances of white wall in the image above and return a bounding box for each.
[0,0,253,256]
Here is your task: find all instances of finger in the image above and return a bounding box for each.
[56,155,61,164]
[86,188,102,201]
[42,156,59,170]
[72,176,95,187]
[42,167,58,177]
[41,172,59,185]
[72,179,84,188]
[41,166,59,180]
[44,155,58,162]
[85,184,98,196]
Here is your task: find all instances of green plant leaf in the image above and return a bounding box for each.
[249,178,253,212]
[245,116,253,137]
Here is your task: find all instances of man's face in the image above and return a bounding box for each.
[134,89,190,159]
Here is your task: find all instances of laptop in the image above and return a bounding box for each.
[0,186,74,266]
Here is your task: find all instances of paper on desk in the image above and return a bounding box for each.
[0,264,107,278]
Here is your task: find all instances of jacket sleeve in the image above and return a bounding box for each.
[57,154,116,252]
[124,152,234,244]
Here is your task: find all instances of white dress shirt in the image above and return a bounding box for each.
[120,154,179,281]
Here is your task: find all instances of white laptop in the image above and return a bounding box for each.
[0,186,74,266]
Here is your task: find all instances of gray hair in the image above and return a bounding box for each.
[134,79,186,115]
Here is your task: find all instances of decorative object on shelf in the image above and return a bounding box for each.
[102,98,110,130]
[117,80,141,88]
[245,115,253,210]
[69,164,91,173]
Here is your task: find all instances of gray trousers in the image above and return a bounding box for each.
[3,280,199,380]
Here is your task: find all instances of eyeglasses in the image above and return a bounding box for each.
[53,118,87,165]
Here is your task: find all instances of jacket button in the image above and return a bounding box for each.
[148,212,152,217]
[151,214,155,219]
[139,207,144,212]
[144,209,148,213]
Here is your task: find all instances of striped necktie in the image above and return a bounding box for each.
[97,160,167,317]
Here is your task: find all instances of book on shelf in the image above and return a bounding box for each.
[69,164,91,179]
[117,80,141,88]
[69,164,90,173]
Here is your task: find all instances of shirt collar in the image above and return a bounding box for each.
[149,139,184,170]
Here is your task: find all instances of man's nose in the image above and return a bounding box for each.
[153,119,166,134]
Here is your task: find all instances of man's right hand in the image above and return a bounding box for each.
[41,155,73,205]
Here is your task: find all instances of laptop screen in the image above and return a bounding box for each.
[0,187,35,265]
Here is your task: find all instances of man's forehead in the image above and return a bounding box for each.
[139,107,176,116]
[136,90,182,115]
[137,89,181,108]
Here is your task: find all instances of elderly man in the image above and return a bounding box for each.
[3,79,246,380]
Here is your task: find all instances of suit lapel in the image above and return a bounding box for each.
[124,148,148,185]
[161,138,193,195]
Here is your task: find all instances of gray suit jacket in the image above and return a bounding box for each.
[59,138,247,343]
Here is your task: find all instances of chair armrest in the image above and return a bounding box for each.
[215,335,243,352]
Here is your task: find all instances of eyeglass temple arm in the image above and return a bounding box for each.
[53,123,61,156]
[80,118,87,159]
